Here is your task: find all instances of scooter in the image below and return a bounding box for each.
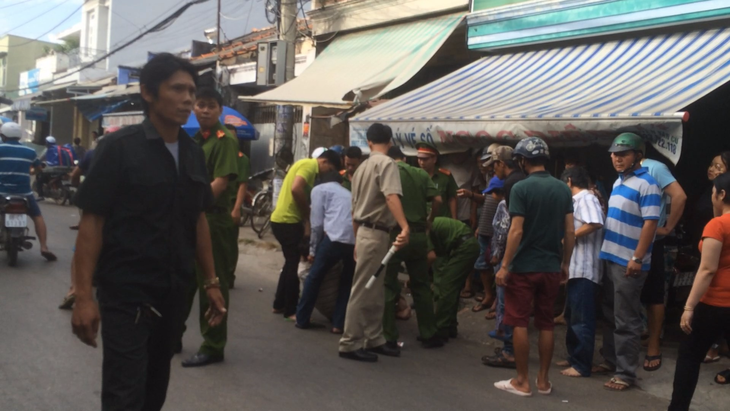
[0,196,35,267]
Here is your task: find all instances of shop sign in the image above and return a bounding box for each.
[25,107,48,121]
[350,119,684,164]
[18,68,40,96]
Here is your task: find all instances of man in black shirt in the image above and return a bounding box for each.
[71,53,226,411]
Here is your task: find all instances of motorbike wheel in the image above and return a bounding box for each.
[7,237,18,267]
[54,185,69,206]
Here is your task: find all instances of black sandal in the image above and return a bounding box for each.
[643,354,662,372]
[715,369,730,385]
[482,353,516,369]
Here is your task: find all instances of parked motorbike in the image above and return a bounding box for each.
[0,196,35,267]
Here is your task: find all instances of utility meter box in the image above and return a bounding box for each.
[257,40,293,86]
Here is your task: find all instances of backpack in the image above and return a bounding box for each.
[45,144,74,167]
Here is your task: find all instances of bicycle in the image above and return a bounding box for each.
[248,168,275,239]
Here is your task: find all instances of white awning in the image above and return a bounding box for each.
[351,28,730,164]
[242,13,464,108]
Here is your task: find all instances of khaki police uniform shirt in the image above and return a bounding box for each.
[351,150,402,227]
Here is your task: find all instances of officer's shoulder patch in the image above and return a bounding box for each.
[216,130,226,139]
[438,168,451,176]
[339,169,347,176]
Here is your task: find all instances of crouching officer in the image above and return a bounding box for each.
[383,146,444,348]
[428,217,480,341]
[181,87,239,367]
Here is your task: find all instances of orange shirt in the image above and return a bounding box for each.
[698,213,730,307]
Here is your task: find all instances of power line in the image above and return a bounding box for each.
[0,0,34,10]
[2,3,84,48]
[5,0,213,93]
[0,0,73,38]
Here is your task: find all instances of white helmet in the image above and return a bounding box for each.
[0,122,22,139]
[311,147,327,158]
[45,136,57,144]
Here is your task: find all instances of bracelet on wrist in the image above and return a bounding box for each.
[203,277,221,290]
[683,305,694,311]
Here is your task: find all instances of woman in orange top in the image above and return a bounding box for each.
[669,173,730,411]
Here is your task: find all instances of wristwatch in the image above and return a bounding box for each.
[631,256,642,264]
[203,277,221,290]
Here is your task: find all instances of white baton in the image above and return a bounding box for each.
[365,245,398,289]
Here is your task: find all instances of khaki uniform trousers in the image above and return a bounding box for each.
[339,226,390,352]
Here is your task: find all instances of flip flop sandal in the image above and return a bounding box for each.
[494,380,532,397]
[704,355,721,363]
[460,290,475,299]
[485,311,497,320]
[41,251,57,262]
[58,294,75,310]
[604,378,631,391]
[471,303,489,313]
[483,353,517,369]
[536,379,552,395]
[643,354,662,372]
[715,369,730,385]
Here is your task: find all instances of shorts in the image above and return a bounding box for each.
[474,235,492,271]
[640,237,666,305]
[504,272,561,330]
[23,195,41,218]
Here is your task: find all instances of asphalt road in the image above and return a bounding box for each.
[0,202,670,411]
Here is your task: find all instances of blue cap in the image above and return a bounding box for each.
[483,176,505,194]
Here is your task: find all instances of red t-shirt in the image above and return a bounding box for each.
[698,213,730,307]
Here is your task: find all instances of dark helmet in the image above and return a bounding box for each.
[513,137,550,160]
[329,145,345,154]
[608,132,645,155]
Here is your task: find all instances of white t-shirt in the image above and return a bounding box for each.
[570,189,605,284]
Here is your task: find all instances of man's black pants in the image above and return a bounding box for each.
[99,288,186,411]
[271,221,305,317]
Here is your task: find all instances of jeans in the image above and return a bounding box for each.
[495,263,514,356]
[99,288,186,411]
[565,278,599,376]
[271,221,304,317]
[669,303,730,411]
[601,261,648,385]
[296,236,355,329]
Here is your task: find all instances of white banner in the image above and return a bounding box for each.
[350,118,684,164]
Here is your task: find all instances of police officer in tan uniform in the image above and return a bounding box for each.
[339,123,410,363]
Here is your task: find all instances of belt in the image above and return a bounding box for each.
[394,225,426,234]
[206,206,228,215]
[356,221,392,233]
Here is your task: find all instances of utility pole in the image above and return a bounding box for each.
[216,0,222,48]
[272,0,298,205]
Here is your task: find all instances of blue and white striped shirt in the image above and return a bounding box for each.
[0,140,40,196]
[600,167,661,270]
[570,190,605,284]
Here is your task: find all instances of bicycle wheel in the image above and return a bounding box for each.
[251,191,273,234]
[239,205,251,227]
[257,216,271,239]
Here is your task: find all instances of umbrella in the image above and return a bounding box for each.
[0,116,13,124]
[182,106,258,140]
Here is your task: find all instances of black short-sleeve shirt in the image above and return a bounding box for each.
[75,119,213,304]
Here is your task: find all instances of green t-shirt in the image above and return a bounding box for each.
[430,169,458,218]
[428,217,472,256]
[193,122,239,212]
[508,171,573,274]
[231,151,251,204]
[397,161,438,228]
[271,158,319,224]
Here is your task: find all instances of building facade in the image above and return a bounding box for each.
[0,35,55,99]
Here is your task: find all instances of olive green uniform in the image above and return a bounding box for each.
[429,217,480,338]
[340,169,352,191]
[430,169,458,218]
[382,161,439,342]
[228,151,250,288]
[184,122,239,357]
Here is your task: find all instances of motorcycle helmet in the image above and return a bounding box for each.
[0,122,22,139]
[608,132,645,155]
[513,137,550,160]
[329,145,345,155]
[45,136,57,144]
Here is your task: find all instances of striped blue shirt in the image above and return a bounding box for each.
[0,140,40,196]
[600,167,661,270]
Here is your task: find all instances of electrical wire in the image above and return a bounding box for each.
[5,0,213,93]
[0,0,34,10]
[3,3,84,48]
[0,0,74,38]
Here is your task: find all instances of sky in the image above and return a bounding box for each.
[0,0,280,45]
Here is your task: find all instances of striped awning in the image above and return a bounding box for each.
[243,13,465,108]
[351,28,730,164]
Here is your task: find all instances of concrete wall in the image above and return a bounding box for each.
[0,35,54,98]
[48,103,75,146]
